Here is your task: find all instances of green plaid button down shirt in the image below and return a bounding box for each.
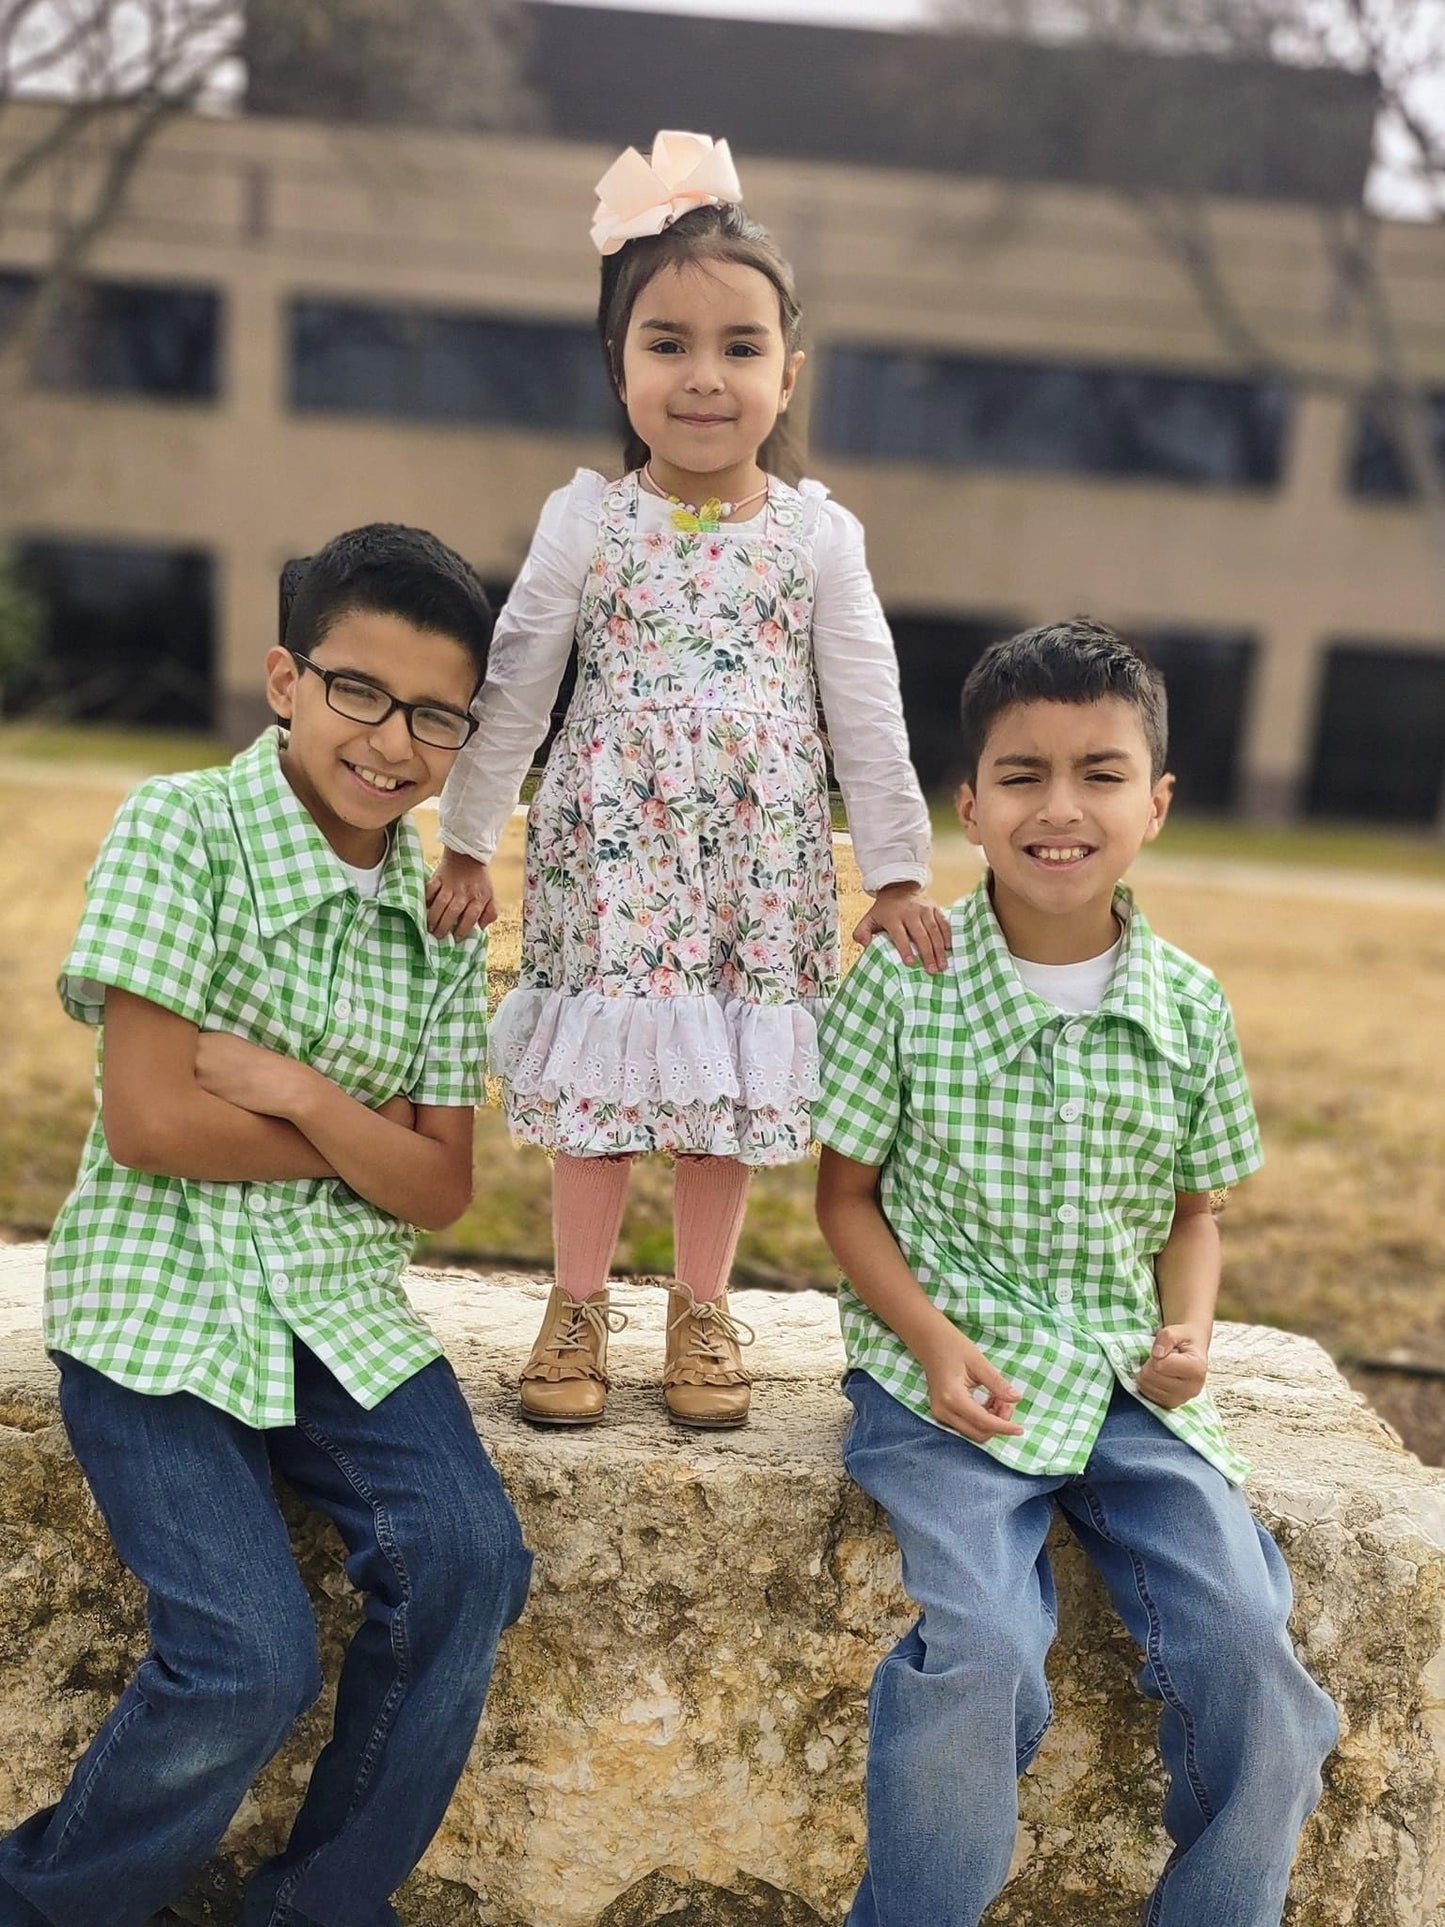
[46,730,489,1428]
[815,882,1263,1483]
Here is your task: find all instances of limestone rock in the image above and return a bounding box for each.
[595,1868,830,1925]
[2,1246,1443,1926]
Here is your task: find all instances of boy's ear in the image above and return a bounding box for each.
[265,645,300,722]
[956,780,984,847]
[1144,771,1175,842]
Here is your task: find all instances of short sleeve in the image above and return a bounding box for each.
[60,781,217,1028]
[408,933,489,1107]
[1174,997,1264,1192]
[813,939,906,1166]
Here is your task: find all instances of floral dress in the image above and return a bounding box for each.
[488,473,838,1165]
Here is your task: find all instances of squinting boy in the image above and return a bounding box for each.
[815,619,1337,1927]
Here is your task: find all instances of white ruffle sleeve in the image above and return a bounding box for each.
[438,470,602,862]
[809,497,932,893]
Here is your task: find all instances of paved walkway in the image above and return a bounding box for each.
[4,758,1443,909]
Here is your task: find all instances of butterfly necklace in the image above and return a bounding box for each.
[642,463,768,533]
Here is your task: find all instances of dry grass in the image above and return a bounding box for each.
[4,777,1444,1379]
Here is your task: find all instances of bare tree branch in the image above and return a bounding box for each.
[1133,193,1289,379]
[931,0,1445,538]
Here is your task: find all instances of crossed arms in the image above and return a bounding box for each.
[101,989,473,1231]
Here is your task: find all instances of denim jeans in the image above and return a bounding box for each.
[841,1370,1338,1927]
[0,1342,532,1927]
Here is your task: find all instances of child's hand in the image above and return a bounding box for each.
[851,883,951,973]
[426,850,496,940]
[919,1327,1025,1441]
[1136,1326,1209,1408]
[195,1032,314,1119]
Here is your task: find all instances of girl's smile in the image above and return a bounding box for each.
[618,258,803,508]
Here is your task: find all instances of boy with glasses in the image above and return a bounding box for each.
[0,524,532,1927]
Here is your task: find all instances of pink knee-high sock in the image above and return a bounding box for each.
[552,1153,634,1303]
[673,1156,752,1303]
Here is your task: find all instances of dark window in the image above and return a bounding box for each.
[1306,643,1445,824]
[290,298,617,432]
[0,269,32,335]
[885,613,1255,803]
[1347,392,1445,499]
[817,347,1290,488]
[1133,627,1257,811]
[11,540,215,727]
[0,270,219,399]
[886,611,1023,792]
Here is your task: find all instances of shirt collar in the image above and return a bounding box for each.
[227,729,433,945]
[951,878,1191,1076]
[1095,889,1192,1069]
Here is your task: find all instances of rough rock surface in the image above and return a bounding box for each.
[2,1245,1443,1927]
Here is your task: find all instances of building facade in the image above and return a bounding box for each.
[1,97,1443,821]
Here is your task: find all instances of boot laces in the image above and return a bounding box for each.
[668,1291,756,1364]
[543,1295,629,1361]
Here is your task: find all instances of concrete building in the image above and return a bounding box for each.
[1,5,1443,821]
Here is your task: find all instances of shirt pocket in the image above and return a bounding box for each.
[1090,1056,1185,1199]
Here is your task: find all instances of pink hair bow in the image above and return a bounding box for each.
[590,130,743,257]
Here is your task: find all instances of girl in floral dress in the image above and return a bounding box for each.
[428,131,944,1428]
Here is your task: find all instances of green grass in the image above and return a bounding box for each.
[927,796,1445,878]
[0,721,229,772]
[7,789,1445,1376]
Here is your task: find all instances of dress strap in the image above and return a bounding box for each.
[764,477,805,541]
[795,477,832,544]
[599,471,640,537]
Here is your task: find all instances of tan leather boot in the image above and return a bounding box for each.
[662,1281,755,1428]
[519,1286,627,1426]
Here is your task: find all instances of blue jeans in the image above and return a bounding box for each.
[841,1371,1338,1927]
[0,1343,532,1927]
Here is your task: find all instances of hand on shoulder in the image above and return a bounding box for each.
[851,883,951,973]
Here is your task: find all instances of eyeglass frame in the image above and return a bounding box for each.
[286,648,479,750]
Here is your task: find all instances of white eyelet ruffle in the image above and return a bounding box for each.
[490,985,823,1114]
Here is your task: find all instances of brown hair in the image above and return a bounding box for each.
[959,619,1170,785]
[597,202,805,484]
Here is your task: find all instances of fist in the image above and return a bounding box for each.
[1136,1326,1209,1408]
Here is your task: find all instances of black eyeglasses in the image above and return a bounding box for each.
[289,650,478,751]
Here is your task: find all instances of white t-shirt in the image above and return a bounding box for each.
[1011,930,1124,1014]
[438,469,931,895]
[338,853,385,899]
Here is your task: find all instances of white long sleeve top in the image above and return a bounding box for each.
[439,469,932,895]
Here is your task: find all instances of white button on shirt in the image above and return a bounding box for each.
[1060,1100,1083,1122]
[1057,1203,1080,1225]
